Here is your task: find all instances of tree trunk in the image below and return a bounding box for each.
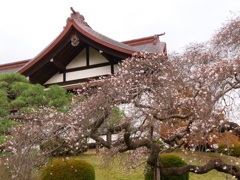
[154,166,160,180]
[95,143,100,154]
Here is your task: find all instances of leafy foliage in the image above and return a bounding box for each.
[105,107,125,127]
[217,145,240,157]
[0,90,10,117]
[41,158,95,180]
[0,135,9,144]
[2,14,240,180]
[0,119,19,135]
[0,73,73,116]
[145,154,189,180]
[216,132,240,157]
[0,73,73,146]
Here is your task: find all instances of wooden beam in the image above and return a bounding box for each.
[86,46,90,66]
[50,58,66,71]
[29,76,41,84]
[111,63,114,74]
[64,62,112,73]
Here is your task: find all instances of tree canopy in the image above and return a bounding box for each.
[0,73,73,117]
[2,14,240,180]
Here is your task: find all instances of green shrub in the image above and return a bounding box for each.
[230,146,240,157]
[0,135,9,144]
[144,154,189,180]
[0,119,19,135]
[40,137,88,157]
[217,145,240,157]
[41,158,95,180]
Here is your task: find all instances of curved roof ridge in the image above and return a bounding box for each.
[68,9,137,53]
[122,33,165,46]
[74,20,137,52]
[68,7,91,28]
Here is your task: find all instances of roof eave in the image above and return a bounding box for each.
[18,21,74,75]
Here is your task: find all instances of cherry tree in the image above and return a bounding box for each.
[2,14,240,179]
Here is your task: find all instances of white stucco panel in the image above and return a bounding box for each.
[114,64,119,73]
[44,72,63,85]
[66,49,86,69]
[89,47,108,65]
[66,66,111,81]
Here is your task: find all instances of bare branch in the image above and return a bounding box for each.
[160,159,240,178]
[153,112,194,121]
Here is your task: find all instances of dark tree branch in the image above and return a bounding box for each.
[153,112,194,121]
[88,109,111,148]
[108,120,130,133]
[160,159,240,178]
[90,133,111,148]
[118,134,161,166]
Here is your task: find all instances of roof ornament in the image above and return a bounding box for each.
[153,32,165,45]
[70,7,76,14]
[68,7,91,28]
[157,32,165,37]
[71,34,79,47]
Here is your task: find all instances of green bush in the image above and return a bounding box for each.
[0,119,19,135]
[230,146,240,157]
[217,145,240,157]
[144,154,189,180]
[40,137,88,157]
[41,158,95,180]
[0,135,9,144]
[0,135,9,153]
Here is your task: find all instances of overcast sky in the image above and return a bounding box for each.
[0,0,239,65]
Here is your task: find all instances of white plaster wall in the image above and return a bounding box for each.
[89,47,108,65]
[114,64,119,73]
[44,72,63,85]
[44,48,113,85]
[66,49,86,69]
[66,66,111,81]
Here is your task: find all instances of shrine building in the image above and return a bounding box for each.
[0,8,167,90]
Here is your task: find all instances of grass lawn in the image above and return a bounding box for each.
[1,149,239,179]
[79,152,144,180]
[78,149,240,180]
[172,150,239,180]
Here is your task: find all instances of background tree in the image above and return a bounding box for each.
[0,73,73,156]
[0,73,73,117]
[2,14,240,179]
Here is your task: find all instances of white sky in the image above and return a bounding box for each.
[0,0,239,64]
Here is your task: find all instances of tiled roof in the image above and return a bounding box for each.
[70,11,166,54]
[0,60,30,74]
[133,41,167,54]
[0,9,167,78]
[69,11,137,53]
[122,33,166,54]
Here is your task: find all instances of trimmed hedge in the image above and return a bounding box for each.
[145,154,189,180]
[41,158,95,180]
